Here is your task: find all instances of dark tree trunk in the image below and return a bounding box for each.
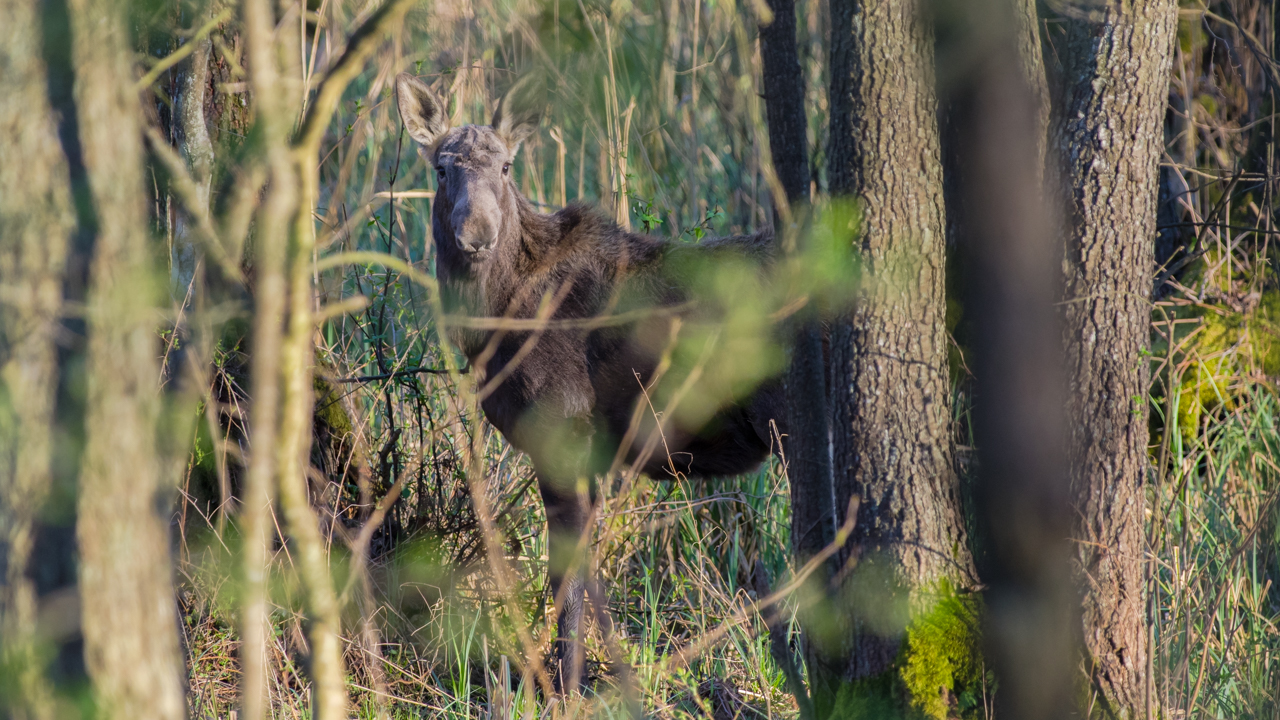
[760,0,811,205]
[827,0,976,709]
[932,0,1078,717]
[1048,2,1177,716]
[759,1,836,716]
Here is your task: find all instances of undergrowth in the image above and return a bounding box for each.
[169,0,1280,717]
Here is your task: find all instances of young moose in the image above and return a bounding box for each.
[395,72,786,691]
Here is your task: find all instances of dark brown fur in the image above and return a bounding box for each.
[397,72,784,690]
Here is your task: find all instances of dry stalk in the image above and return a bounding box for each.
[238,0,298,714]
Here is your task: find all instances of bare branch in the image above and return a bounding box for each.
[135,8,233,91]
[143,126,246,284]
[293,0,420,153]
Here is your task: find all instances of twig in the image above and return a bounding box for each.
[135,9,234,91]
[333,366,459,383]
[753,560,816,720]
[293,0,419,153]
[663,496,860,673]
[143,126,246,284]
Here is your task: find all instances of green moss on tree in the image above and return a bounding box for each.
[900,582,984,719]
[827,581,986,720]
[313,375,354,439]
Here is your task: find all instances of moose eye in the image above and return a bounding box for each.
[436,167,446,181]
[502,163,511,176]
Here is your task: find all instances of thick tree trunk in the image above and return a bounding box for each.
[1049,2,1176,716]
[827,0,976,708]
[67,0,188,715]
[0,0,75,715]
[759,1,836,717]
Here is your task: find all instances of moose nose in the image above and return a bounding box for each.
[452,198,498,254]
[456,224,496,254]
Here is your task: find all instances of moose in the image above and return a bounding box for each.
[395,72,788,691]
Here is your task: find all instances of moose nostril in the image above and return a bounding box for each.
[455,216,497,253]
[458,227,496,253]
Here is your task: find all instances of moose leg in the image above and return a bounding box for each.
[537,472,594,693]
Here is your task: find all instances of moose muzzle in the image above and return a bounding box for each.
[451,183,500,255]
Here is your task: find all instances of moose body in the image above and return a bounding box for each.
[396,72,786,690]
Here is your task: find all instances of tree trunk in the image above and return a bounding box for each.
[67,0,188,714]
[828,0,976,710]
[932,0,1078,717]
[759,1,836,717]
[938,0,1049,250]
[1049,2,1177,716]
[0,0,75,715]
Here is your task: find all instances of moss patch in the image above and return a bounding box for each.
[1156,288,1280,445]
[900,582,984,719]
[829,673,914,720]
[826,581,986,720]
[313,375,354,438]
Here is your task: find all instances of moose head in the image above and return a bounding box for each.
[395,72,542,276]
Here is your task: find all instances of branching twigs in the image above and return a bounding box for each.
[450,389,558,699]
[293,0,419,153]
[143,126,246,284]
[753,560,814,720]
[135,8,233,91]
[664,496,859,673]
[333,365,456,383]
[337,457,421,606]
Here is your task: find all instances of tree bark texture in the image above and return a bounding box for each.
[1049,2,1176,716]
[759,1,836,717]
[760,0,810,207]
[1012,0,1050,176]
[828,0,976,683]
[67,0,188,715]
[0,0,75,715]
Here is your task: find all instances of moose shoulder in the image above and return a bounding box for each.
[395,71,786,690]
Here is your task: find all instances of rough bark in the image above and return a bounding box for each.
[1012,0,1049,175]
[66,0,188,715]
[759,1,835,717]
[828,0,976,695]
[760,0,811,207]
[1049,2,1177,716]
[0,0,75,715]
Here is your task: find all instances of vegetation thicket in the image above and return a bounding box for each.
[2,0,1280,718]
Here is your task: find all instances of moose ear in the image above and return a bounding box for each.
[396,72,450,149]
[491,74,544,150]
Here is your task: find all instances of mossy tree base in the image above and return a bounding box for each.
[824,583,988,720]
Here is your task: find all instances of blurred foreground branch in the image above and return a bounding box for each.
[934,0,1076,716]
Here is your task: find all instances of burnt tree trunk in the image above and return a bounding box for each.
[0,0,76,715]
[67,0,189,714]
[1048,1,1177,716]
[827,0,976,707]
[758,0,836,717]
